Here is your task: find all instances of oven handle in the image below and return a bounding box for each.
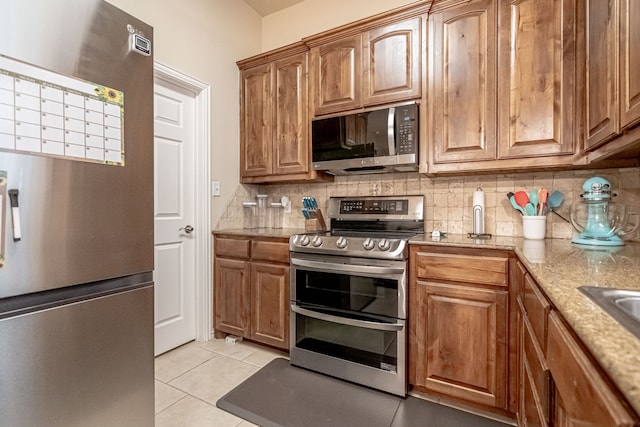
[291,304,404,332]
[290,258,405,276]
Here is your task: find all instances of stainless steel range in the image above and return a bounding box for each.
[289,195,424,396]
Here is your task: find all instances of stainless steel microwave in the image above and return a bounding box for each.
[311,103,419,175]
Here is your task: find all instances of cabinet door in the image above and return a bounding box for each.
[520,301,551,426]
[410,280,508,409]
[547,311,638,427]
[214,257,251,337]
[585,0,619,150]
[430,0,498,163]
[250,262,290,350]
[240,64,272,177]
[620,0,640,129]
[310,35,362,115]
[497,0,576,158]
[273,53,309,176]
[363,17,422,106]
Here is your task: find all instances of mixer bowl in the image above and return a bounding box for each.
[570,202,639,245]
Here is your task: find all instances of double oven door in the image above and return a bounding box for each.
[289,252,407,396]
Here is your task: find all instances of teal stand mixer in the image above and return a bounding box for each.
[570,177,639,246]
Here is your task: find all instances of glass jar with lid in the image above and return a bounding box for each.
[256,194,268,228]
[242,201,257,229]
[270,202,284,228]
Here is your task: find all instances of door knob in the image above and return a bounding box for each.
[179,225,194,234]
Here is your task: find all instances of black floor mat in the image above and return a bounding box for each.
[217,358,512,427]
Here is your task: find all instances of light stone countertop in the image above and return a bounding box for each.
[212,228,307,239]
[214,228,640,414]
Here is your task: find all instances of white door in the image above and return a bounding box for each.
[153,77,197,356]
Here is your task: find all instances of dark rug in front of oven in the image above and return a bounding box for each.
[216,358,511,427]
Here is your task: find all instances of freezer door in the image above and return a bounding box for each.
[0,0,154,297]
[0,284,154,427]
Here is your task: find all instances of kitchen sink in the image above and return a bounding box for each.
[579,286,640,340]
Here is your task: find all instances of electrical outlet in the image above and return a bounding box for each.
[281,196,291,213]
[212,181,221,197]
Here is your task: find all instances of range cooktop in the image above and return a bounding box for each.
[290,195,424,260]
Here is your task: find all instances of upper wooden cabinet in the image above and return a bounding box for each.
[363,17,422,106]
[620,0,640,131]
[497,0,577,159]
[306,9,425,116]
[238,43,330,184]
[309,35,362,115]
[427,0,581,174]
[584,0,640,158]
[428,0,498,164]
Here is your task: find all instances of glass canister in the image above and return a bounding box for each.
[256,194,268,228]
[242,201,257,229]
[270,202,284,228]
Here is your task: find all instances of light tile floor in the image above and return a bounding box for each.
[155,339,288,427]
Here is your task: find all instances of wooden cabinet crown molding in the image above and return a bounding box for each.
[301,2,431,47]
[237,41,308,70]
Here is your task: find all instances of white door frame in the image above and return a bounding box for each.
[154,62,212,343]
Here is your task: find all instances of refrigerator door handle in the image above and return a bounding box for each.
[8,189,21,242]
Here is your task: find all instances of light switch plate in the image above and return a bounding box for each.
[212,181,221,197]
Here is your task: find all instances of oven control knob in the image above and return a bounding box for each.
[311,236,323,247]
[336,236,348,249]
[378,238,391,251]
[363,238,375,250]
[299,235,311,246]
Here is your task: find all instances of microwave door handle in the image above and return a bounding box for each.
[387,107,396,156]
[291,304,404,332]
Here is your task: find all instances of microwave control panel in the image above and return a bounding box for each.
[396,105,417,155]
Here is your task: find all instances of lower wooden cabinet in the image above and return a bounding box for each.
[547,311,638,427]
[213,234,290,350]
[518,296,551,427]
[515,263,639,427]
[214,257,251,337]
[409,247,510,411]
[250,262,289,348]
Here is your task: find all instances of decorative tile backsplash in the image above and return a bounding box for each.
[217,167,640,242]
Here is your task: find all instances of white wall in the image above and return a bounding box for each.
[261,0,419,51]
[103,0,425,228]
[106,0,262,227]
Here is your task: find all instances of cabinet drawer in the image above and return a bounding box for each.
[523,311,550,423]
[414,252,508,286]
[215,237,250,259]
[252,240,289,263]
[523,274,550,353]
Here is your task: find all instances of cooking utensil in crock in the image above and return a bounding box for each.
[514,191,530,212]
[525,203,538,216]
[547,191,564,210]
[507,192,524,215]
[529,190,539,213]
[537,188,549,215]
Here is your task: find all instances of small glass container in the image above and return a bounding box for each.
[270,202,284,229]
[242,201,257,229]
[256,194,268,228]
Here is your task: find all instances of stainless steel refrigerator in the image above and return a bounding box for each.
[0,1,155,425]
